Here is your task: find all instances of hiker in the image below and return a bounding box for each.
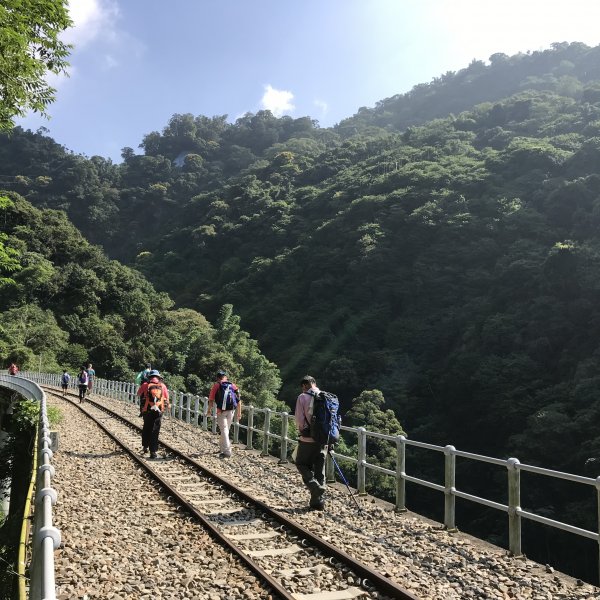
[86,363,95,396]
[135,363,152,386]
[207,370,241,458]
[135,364,152,409]
[8,363,18,376]
[60,370,71,396]
[294,375,328,510]
[77,366,89,402]
[137,369,170,459]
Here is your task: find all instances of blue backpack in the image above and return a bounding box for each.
[308,390,341,444]
[215,381,238,411]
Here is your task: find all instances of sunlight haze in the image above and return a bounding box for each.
[17,0,600,162]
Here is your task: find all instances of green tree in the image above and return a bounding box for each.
[0,0,72,129]
[215,304,282,407]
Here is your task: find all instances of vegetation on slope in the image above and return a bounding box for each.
[2,42,600,581]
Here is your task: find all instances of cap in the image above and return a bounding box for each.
[148,369,161,378]
[216,370,227,378]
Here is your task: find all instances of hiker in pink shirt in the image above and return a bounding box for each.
[294,375,327,510]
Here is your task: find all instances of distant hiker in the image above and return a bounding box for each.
[86,363,95,396]
[135,364,152,411]
[207,370,241,458]
[135,363,152,387]
[60,370,71,397]
[8,363,18,375]
[77,367,89,402]
[294,375,340,511]
[137,369,170,459]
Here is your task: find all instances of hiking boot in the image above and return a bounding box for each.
[141,447,148,455]
[307,479,326,493]
[150,452,157,459]
[309,485,325,507]
[309,500,325,511]
[218,452,231,459]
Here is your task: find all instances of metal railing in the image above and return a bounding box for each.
[24,371,600,581]
[0,374,60,600]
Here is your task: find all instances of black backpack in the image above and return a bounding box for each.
[307,390,341,444]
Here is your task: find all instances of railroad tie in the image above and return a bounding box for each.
[246,544,302,557]
[184,490,213,498]
[219,518,263,527]
[191,498,227,506]
[225,531,281,541]
[273,567,332,576]
[204,507,247,515]
[290,588,367,600]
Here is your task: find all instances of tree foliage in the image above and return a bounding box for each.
[0,192,281,402]
[4,41,600,580]
[0,0,72,129]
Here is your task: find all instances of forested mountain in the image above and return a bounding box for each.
[0,192,281,406]
[3,41,600,578]
[2,42,599,448]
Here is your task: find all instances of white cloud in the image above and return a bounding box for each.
[64,0,120,48]
[314,99,328,115]
[260,85,295,116]
[61,0,144,73]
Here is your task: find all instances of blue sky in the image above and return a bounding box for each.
[17,0,600,163]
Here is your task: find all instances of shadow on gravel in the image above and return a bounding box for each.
[64,450,124,459]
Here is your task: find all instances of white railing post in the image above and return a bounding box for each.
[357,427,367,495]
[261,408,271,456]
[202,397,209,431]
[193,395,200,426]
[185,393,191,423]
[211,403,217,434]
[507,457,522,556]
[325,448,335,483]
[246,405,254,449]
[174,391,179,420]
[233,407,240,444]
[444,445,457,531]
[396,435,407,512]
[279,412,289,464]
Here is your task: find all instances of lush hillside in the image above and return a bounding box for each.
[336,41,600,134]
[2,43,600,465]
[4,42,600,580]
[0,192,281,406]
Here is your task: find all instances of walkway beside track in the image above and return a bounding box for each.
[47,388,599,600]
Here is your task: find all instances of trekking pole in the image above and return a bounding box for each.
[329,448,363,513]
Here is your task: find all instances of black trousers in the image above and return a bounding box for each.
[142,410,162,452]
[295,440,326,487]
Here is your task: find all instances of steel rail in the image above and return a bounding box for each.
[46,387,419,600]
[45,389,288,600]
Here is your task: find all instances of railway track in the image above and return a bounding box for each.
[44,387,419,600]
